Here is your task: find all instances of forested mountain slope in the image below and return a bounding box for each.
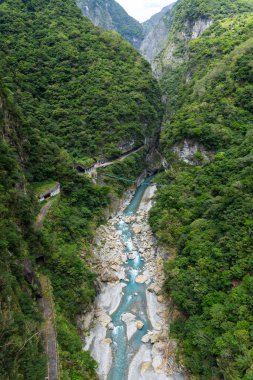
[75,0,177,68]
[76,0,144,48]
[0,0,162,167]
[0,0,162,378]
[0,90,47,379]
[150,5,253,380]
[156,0,253,113]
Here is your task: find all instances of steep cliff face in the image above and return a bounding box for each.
[154,0,253,118]
[0,90,47,380]
[76,0,177,66]
[140,3,175,64]
[76,0,144,48]
[154,15,213,77]
[142,3,175,35]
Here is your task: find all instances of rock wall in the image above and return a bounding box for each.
[172,139,212,165]
[189,18,213,39]
[140,4,175,65]
[76,0,144,48]
[154,17,213,78]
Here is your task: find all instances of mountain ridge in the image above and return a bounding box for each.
[140,3,176,64]
[76,0,178,64]
[76,0,144,48]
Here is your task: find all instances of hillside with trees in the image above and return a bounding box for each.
[76,0,144,48]
[0,0,162,378]
[156,0,253,111]
[1,0,253,378]
[150,3,253,379]
[0,0,162,167]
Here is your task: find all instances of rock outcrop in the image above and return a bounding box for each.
[140,3,175,65]
[76,0,144,48]
[154,16,213,78]
[172,139,212,165]
[76,0,177,66]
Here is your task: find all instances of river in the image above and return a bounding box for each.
[84,180,186,380]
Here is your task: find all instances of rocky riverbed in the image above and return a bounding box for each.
[81,184,186,380]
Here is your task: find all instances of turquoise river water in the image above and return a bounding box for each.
[108,179,153,380]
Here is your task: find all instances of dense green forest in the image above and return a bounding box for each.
[0,0,162,378]
[1,0,253,378]
[157,0,253,116]
[0,0,162,165]
[0,92,47,379]
[171,0,253,27]
[0,85,108,379]
[150,7,253,380]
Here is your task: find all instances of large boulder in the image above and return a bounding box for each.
[133,225,142,234]
[135,275,148,284]
[136,320,144,330]
[101,268,119,282]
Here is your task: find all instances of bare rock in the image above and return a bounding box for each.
[149,330,168,344]
[157,295,167,304]
[121,313,137,340]
[77,308,95,331]
[121,312,136,323]
[141,334,151,343]
[147,284,156,293]
[135,275,148,284]
[128,252,137,260]
[140,361,152,374]
[96,310,112,327]
[103,338,112,345]
[101,268,119,283]
[23,259,42,297]
[136,320,144,330]
[133,225,142,234]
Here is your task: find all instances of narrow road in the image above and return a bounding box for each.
[38,276,58,380]
[80,145,146,174]
[36,204,59,379]
[35,200,53,229]
[94,145,145,169]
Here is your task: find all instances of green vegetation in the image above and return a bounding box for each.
[32,180,59,197]
[162,14,253,152]
[0,0,162,378]
[98,147,149,195]
[57,315,97,380]
[158,0,253,117]
[0,87,107,378]
[77,0,144,47]
[151,9,253,380]
[171,0,253,28]
[0,0,162,163]
[0,94,47,379]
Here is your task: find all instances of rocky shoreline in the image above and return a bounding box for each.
[80,184,186,379]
